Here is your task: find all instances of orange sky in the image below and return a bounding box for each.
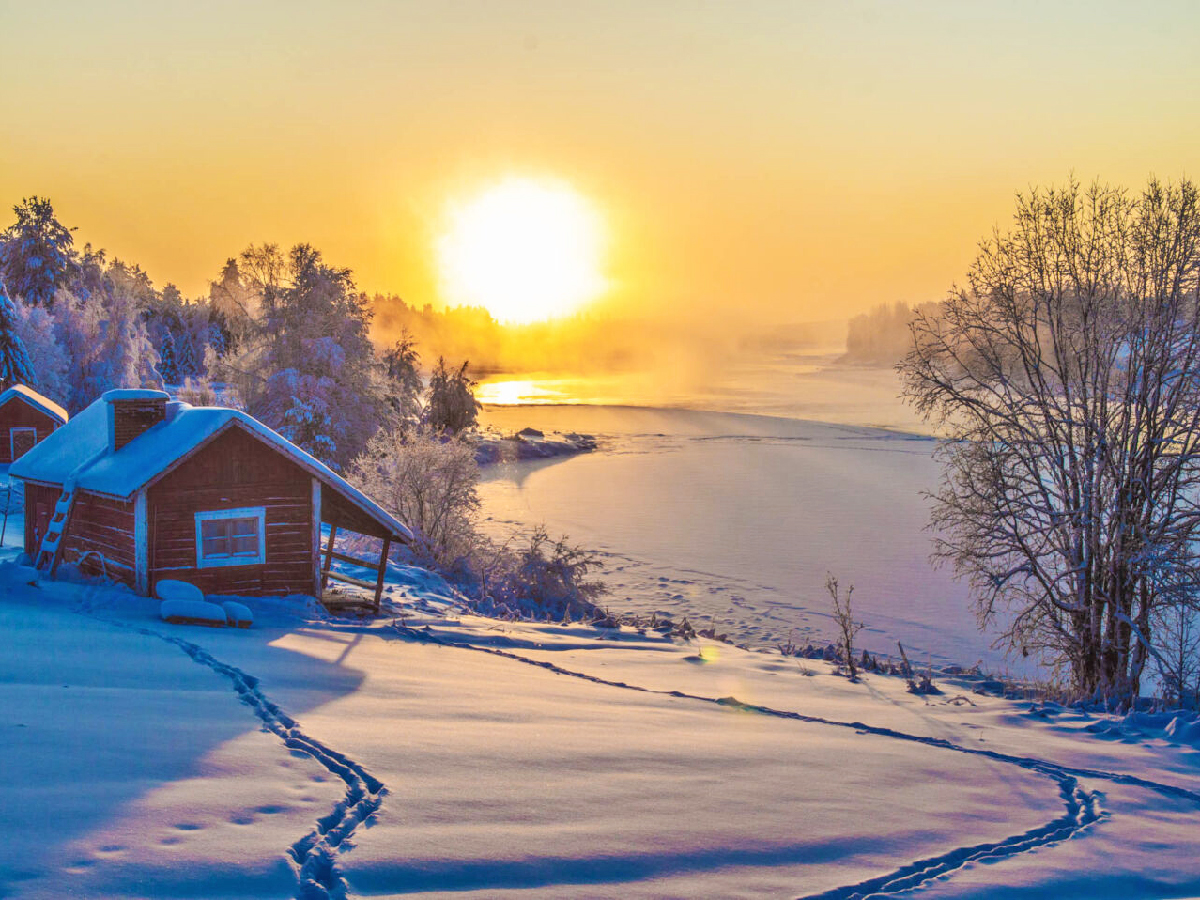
[2,1,1197,325]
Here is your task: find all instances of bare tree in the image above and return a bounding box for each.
[827,574,863,681]
[901,177,1200,700]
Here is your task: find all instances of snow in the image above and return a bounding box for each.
[221,600,253,627]
[155,579,205,604]
[10,395,412,542]
[0,384,68,425]
[159,598,226,625]
[1,555,1197,898]
[101,388,171,402]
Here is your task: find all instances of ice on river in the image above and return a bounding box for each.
[480,405,1023,674]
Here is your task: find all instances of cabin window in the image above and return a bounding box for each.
[194,507,266,568]
[10,427,38,459]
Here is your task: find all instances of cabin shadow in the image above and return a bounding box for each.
[0,574,369,896]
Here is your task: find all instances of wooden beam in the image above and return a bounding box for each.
[320,523,338,592]
[325,570,375,590]
[374,536,392,612]
[327,549,380,568]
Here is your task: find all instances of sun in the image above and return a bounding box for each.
[436,177,607,324]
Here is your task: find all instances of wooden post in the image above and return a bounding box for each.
[320,524,338,594]
[373,535,392,613]
[311,478,322,599]
[134,490,149,596]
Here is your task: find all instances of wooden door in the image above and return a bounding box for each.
[10,427,38,460]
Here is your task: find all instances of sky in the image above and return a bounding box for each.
[2,0,1198,326]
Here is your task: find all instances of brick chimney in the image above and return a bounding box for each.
[104,389,170,452]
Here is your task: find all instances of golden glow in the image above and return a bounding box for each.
[437,178,607,324]
[475,378,569,406]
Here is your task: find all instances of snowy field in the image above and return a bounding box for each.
[2,557,1199,898]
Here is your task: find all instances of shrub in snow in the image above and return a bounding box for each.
[160,599,226,626]
[155,579,206,604]
[221,600,253,628]
[826,573,864,681]
[481,526,606,622]
[348,427,481,570]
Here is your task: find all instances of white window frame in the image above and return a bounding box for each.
[9,426,38,459]
[194,506,267,568]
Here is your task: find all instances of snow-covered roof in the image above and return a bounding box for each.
[103,388,171,402]
[11,396,412,541]
[0,384,68,425]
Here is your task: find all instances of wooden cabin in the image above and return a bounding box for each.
[10,389,411,605]
[0,385,68,464]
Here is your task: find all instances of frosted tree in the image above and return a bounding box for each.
[217,243,390,467]
[54,279,162,408]
[158,330,180,384]
[424,357,480,434]
[348,426,481,568]
[93,278,163,394]
[0,285,36,391]
[382,328,423,430]
[0,197,77,307]
[206,321,227,361]
[901,177,1200,699]
[174,323,198,379]
[13,299,69,405]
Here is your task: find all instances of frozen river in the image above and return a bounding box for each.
[478,392,1024,675]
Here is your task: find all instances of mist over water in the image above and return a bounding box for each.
[477,349,1026,675]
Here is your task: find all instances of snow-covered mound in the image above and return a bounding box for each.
[221,600,253,628]
[160,598,226,625]
[155,579,205,604]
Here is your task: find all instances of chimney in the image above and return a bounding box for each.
[104,389,170,452]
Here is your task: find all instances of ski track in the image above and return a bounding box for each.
[394,623,1200,900]
[126,620,386,900]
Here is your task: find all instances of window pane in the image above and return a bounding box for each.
[198,512,263,565]
[232,535,258,556]
[202,534,229,557]
[230,519,258,539]
[201,520,226,541]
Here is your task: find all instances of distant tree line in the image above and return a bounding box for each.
[843,300,943,365]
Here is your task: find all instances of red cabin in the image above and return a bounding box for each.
[10,389,411,604]
[0,385,68,464]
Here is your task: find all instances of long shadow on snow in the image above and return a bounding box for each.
[0,570,374,900]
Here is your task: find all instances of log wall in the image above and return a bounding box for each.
[0,399,63,464]
[59,492,136,586]
[147,426,315,596]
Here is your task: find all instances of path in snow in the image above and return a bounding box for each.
[392,622,1200,900]
[106,610,386,900]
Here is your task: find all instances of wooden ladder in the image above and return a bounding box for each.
[35,488,76,575]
